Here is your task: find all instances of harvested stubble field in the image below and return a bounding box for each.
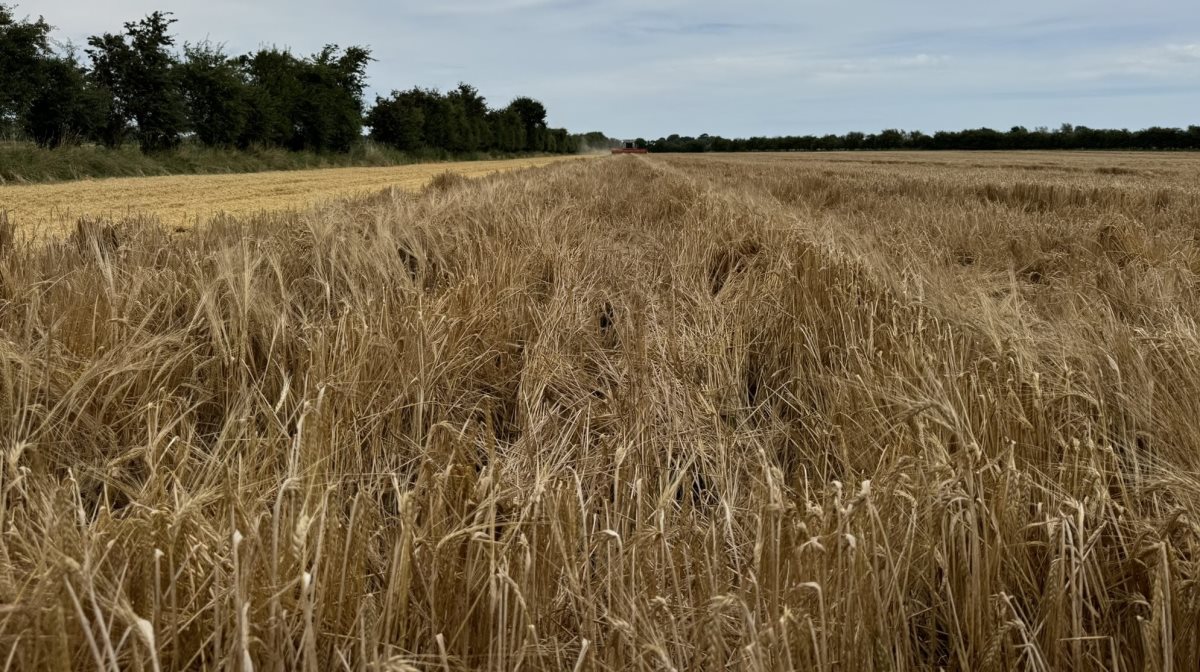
[1,150,1200,671]
[0,155,584,234]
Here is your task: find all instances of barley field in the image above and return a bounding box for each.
[2,151,1200,670]
[0,155,585,234]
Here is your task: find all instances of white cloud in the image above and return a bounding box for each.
[1087,42,1200,78]
[1163,43,1200,60]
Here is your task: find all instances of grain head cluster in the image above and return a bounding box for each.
[1,152,1200,670]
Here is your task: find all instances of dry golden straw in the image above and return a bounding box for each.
[1,150,1199,670]
[0,155,586,233]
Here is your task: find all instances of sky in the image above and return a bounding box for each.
[24,0,1200,139]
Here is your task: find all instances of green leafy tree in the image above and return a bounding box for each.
[366,90,426,150]
[410,88,452,149]
[179,42,248,147]
[240,45,369,152]
[507,97,547,152]
[84,32,134,147]
[296,45,371,152]
[86,12,187,151]
[546,128,570,153]
[0,4,52,134]
[238,48,302,148]
[488,108,525,152]
[448,83,489,151]
[24,54,104,147]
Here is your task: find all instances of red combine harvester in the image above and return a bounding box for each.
[612,140,648,155]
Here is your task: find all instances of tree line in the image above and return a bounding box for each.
[0,5,603,154]
[366,88,604,155]
[641,124,1200,153]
